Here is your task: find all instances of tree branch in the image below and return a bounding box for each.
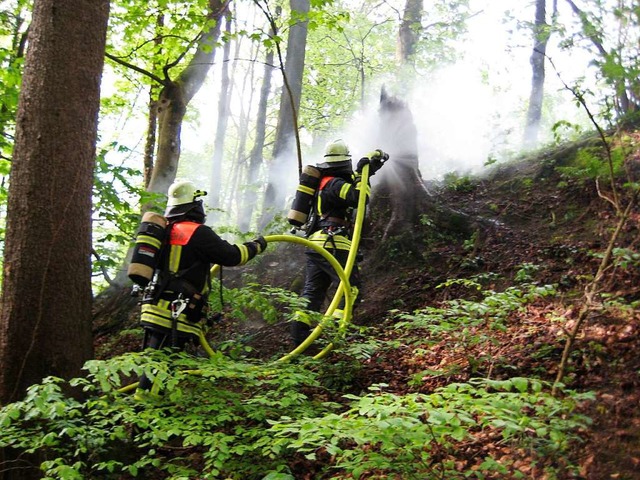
[104,51,166,85]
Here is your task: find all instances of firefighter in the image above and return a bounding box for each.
[291,139,388,346]
[136,179,267,396]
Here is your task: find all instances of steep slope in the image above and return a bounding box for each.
[353,148,640,479]
[93,135,640,478]
[230,140,640,478]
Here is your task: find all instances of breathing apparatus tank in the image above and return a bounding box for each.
[288,165,322,227]
[128,211,168,287]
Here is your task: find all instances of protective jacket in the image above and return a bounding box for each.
[307,172,370,251]
[140,219,260,338]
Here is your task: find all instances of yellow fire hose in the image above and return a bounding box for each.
[208,163,370,362]
[267,234,353,362]
[117,164,370,393]
[275,162,370,360]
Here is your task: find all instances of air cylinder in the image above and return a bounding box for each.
[128,212,168,286]
[288,165,321,227]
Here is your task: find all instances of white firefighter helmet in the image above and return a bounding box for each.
[317,139,352,168]
[167,179,207,206]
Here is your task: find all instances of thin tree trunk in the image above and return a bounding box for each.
[146,0,229,201]
[523,0,557,149]
[209,13,233,220]
[228,37,257,222]
[397,0,423,64]
[143,14,164,188]
[242,13,277,232]
[144,86,159,188]
[260,0,309,227]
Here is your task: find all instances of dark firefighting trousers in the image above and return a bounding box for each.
[138,325,197,391]
[291,249,362,346]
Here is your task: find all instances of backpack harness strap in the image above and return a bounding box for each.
[312,176,353,253]
[143,221,206,346]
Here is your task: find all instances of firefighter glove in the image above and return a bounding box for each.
[357,149,388,176]
[370,149,388,174]
[355,157,369,174]
[252,236,267,254]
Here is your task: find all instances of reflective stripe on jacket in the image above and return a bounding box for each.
[141,300,206,336]
[308,230,352,251]
[315,175,370,221]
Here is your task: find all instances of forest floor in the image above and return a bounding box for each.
[95,137,640,479]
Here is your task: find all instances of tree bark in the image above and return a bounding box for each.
[0,0,109,405]
[397,0,423,64]
[0,2,108,475]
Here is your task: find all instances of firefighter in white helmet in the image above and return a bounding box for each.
[136,179,267,397]
[291,139,388,346]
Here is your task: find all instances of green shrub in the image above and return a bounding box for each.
[263,380,593,479]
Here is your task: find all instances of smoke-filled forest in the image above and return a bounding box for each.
[0,0,639,478]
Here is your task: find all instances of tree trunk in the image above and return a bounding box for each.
[209,13,233,220]
[380,0,427,242]
[260,0,309,227]
[144,87,159,188]
[523,0,555,149]
[227,36,256,221]
[143,14,164,189]
[0,1,108,475]
[369,88,473,260]
[373,88,427,241]
[397,0,423,64]
[240,21,276,232]
[370,3,473,255]
[0,0,109,406]
[146,0,229,201]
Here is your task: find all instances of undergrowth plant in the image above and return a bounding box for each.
[393,280,556,334]
[0,279,593,480]
[263,380,593,479]
[0,352,338,479]
[0,323,593,480]
[209,282,314,327]
[391,280,556,380]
